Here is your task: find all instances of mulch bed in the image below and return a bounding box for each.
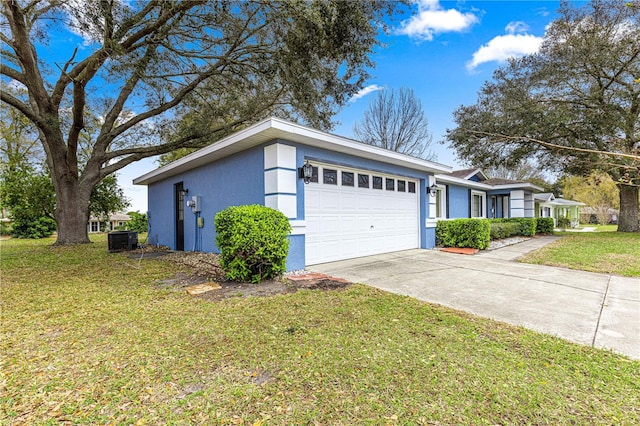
[134,249,352,301]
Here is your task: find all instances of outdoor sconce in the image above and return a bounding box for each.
[179,188,189,197]
[428,183,438,197]
[299,160,314,184]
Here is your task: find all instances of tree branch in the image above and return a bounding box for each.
[469,131,640,161]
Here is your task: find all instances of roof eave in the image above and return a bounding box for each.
[133,118,452,185]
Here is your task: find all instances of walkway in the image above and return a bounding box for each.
[310,236,640,360]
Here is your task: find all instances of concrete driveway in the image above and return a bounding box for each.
[310,236,640,360]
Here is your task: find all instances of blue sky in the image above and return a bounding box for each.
[110,1,576,212]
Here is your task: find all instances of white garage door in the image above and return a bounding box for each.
[305,163,420,265]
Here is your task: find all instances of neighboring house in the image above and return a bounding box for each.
[134,118,451,270]
[534,193,585,228]
[87,212,131,233]
[433,168,542,220]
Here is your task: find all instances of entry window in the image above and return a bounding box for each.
[323,168,337,185]
[397,180,406,192]
[372,176,383,190]
[341,171,354,187]
[358,174,369,188]
[471,190,486,218]
[408,182,416,193]
[385,178,395,191]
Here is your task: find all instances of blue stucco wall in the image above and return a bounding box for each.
[147,145,264,252]
[447,184,470,218]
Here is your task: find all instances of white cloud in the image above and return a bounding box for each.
[466,22,543,71]
[349,84,385,102]
[397,0,480,41]
[505,21,529,35]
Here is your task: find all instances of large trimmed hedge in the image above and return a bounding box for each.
[214,205,291,283]
[436,219,490,249]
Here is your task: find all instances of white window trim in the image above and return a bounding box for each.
[435,184,447,219]
[471,190,486,218]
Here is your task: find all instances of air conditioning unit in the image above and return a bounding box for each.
[108,231,138,252]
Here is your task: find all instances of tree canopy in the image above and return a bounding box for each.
[446,0,639,231]
[1,0,401,244]
[354,87,435,160]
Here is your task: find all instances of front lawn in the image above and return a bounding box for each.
[2,237,639,424]
[520,231,640,277]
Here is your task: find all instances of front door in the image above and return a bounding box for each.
[175,182,185,251]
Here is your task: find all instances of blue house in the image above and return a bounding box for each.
[133,118,542,270]
[433,168,542,221]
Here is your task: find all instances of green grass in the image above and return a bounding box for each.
[521,231,640,277]
[2,236,639,424]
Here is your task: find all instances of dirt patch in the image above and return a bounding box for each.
[153,251,351,301]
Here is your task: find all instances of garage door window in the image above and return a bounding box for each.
[342,171,354,186]
[386,178,395,191]
[358,174,369,188]
[408,182,416,193]
[398,180,406,192]
[373,176,383,189]
[323,169,337,185]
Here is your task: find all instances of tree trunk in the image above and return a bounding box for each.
[53,176,91,245]
[617,185,639,232]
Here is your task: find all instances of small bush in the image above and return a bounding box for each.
[126,211,148,233]
[490,222,520,240]
[557,217,571,229]
[12,216,57,239]
[0,221,12,236]
[214,205,291,283]
[535,218,555,235]
[436,219,490,250]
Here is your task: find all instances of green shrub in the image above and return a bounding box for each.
[0,221,12,236]
[535,218,555,235]
[214,205,292,283]
[557,217,571,229]
[436,219,490,250]
[489,222,520,240]
[12,216,57,239]
[488,218,537,237]
[126,211,148,233]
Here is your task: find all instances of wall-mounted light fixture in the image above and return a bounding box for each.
[299,160,314,184]
[428,183,438,197]
[179,188,189,197]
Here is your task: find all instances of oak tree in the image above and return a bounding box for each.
[1,0,400,244]
[446,0,639,231]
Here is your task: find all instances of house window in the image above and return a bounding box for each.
[341,171,354,187]
[323,168,337,185]
[385,178,395,191]
[372,176,383,190]
[408,182,416,193]
[91,221,99,232]
[397,180,406,192]
[471,190,486,218]
[358,174,369,188]
[435,185,446,218]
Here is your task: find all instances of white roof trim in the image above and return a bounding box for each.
[133,117,452,185]
[435,174,543,192]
